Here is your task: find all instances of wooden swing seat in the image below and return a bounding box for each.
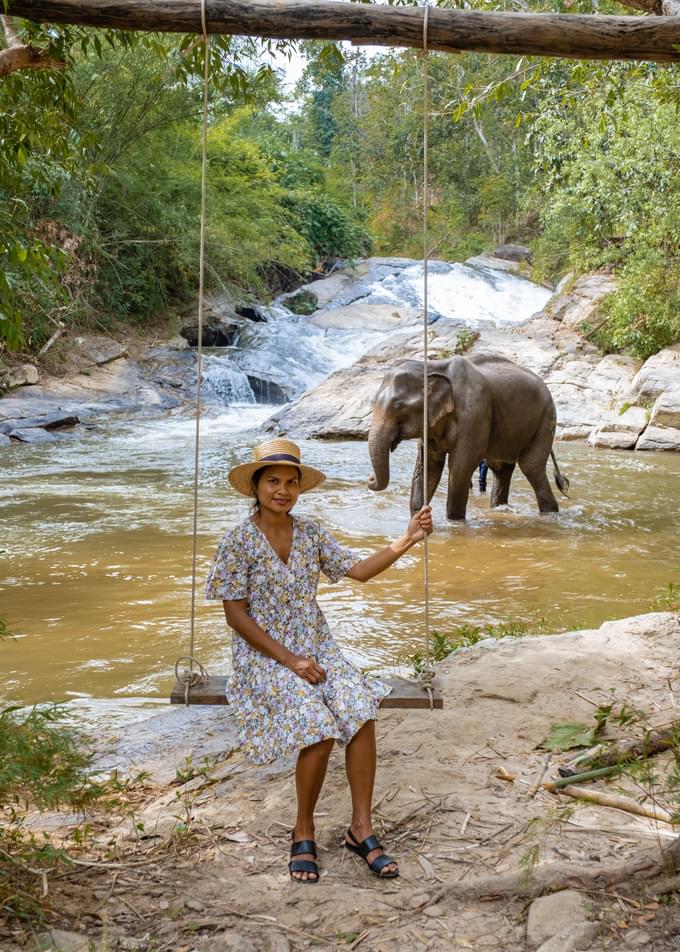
[170,674,442,709]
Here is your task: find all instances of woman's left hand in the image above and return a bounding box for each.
[406,505,433,543]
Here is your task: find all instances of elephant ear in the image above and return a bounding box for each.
[427,372,454,434]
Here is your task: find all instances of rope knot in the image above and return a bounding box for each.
[175,656,209,705]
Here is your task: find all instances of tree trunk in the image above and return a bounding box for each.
[5,0,680,64]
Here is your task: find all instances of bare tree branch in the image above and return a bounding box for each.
[5,0,680,64]
[0,13,63,77]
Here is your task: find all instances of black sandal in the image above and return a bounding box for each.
[288,836,319,883]
[344,827,399,879]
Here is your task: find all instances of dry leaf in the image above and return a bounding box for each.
[417,854,435,880]
[224,830,251,843]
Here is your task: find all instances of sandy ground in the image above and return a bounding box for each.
[4,612,680,951]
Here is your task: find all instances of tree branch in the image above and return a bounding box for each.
[0,13,63,76]
[5,0,680,64]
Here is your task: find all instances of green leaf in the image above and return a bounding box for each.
[541,723,598,751]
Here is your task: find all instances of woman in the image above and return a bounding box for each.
[207,438,433,884]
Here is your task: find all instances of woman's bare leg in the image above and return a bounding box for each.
[345,720,397,875]
[292,737,334,881]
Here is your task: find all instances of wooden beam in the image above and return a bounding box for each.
[170,674,443,709]
[5,0,680,63]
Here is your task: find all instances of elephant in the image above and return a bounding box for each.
[367,353,569,520]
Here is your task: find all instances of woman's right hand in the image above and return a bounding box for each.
[287,654,326,684]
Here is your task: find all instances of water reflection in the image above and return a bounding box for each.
[2,410,679,706]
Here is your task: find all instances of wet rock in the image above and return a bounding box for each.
[0,433,10,446]
[526,890,590,947]
[236,303,268,323]
[0,411,79,435]
[180,315,241,347]
[465,251,527,275]
[308,301,419,331]
[246,374,288,405]
[588,406,648,449]
[167,334,190,350]
[74,335,127,365]
[622,347,680,405]
[535,921,601,952]
[9,427,56,443]
[636,424,680,451]
[0,363,39,389]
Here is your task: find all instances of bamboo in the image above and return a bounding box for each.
[545,781,676,824]
[6,0,680,64]
[552,765,624,788]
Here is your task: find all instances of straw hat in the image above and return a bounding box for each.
[228,438,326,497]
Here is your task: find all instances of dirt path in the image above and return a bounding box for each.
[5,612,680,951]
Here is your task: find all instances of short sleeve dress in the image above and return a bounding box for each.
[206,515,390,765]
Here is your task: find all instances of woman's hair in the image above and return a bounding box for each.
[250,465,301,513]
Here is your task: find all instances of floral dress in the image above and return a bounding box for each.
[206,515,390,765]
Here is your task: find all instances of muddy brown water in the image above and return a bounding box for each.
[2,407,679,707]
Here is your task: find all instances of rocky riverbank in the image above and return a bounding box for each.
[12,611,680,952]
[1,254,679,451]
[266,264,680,452]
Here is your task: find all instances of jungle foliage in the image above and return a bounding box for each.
[1,4,678,358]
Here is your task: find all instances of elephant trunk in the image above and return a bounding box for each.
[367,420,393,491]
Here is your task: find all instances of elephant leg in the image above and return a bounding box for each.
[446,454,477,520]
[489,462,515,508]
[410,442,446,514]
[518,445,559,514]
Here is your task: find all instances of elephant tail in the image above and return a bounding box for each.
[550,449,570,498]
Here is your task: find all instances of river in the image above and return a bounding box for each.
[2,260,679,710]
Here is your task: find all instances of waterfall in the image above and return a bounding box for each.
[202,362,255,405]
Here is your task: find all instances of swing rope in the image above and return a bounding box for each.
[417,2,436,709]
[178,0,211,704]
[177,1,436,707]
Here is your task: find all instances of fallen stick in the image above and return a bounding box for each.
[544,781,675,824]
[527,753,551,799]
[578,721,680,770]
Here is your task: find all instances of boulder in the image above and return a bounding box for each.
[636,424,680,452]
[464,251,528,275]
[548,273,616,329]
[308,302,420,331]
[0,363,39,389]
[9,427,56,443]
[246,374,288,405]
[180,315,241,347]
[649,384,680,429]
[0,411,79,434]
[166,334,189,351]
[622,347,680,405]
[526,890,590,947]
[535,921,602,952]
[493,243,532,263]
[74,335,127,365]
[235,303,268,323]
[588,406,648,449]
[34,930,98,952]
[0,433,10,446]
